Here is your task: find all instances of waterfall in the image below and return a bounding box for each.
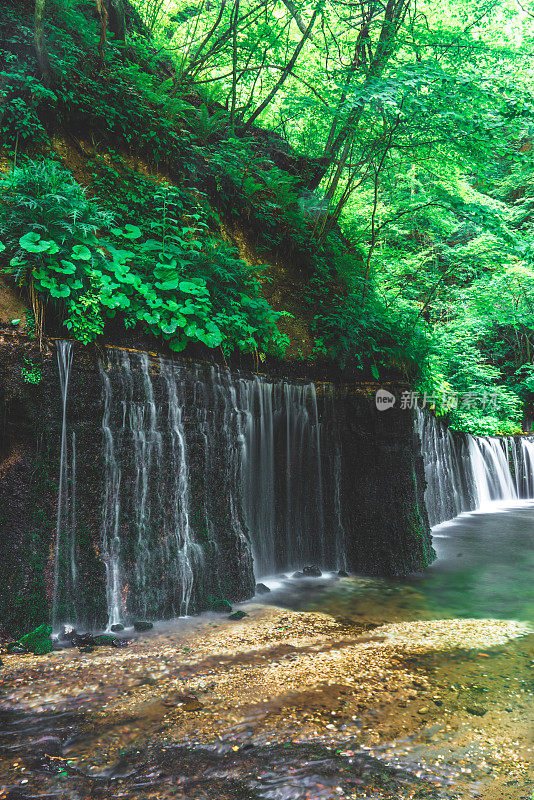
[100,359,123,627]
[518,438,534,498]
[416,409,534,527]
[238,379,327,576]
[469,436,517,507]
[93,351,337,625]
[415,408,476,527]
[52,341,75,630]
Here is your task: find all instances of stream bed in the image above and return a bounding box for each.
[1,504,533,800]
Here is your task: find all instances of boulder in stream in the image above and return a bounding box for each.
[255,583,271,594]
[133,620,153,632]
[302,565,322,577]
[228,610,248,620]
[8,624,53,656]
[210,599,232,614]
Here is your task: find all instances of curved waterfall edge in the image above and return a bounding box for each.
[415,408,534,528]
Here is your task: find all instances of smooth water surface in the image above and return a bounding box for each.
[260,502,534,627]
[419,502,534,623]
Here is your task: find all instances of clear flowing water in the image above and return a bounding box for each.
[261,503,534,625]
[422,504,534,623]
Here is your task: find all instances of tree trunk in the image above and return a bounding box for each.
[229,0,240,124]
[34,0,52,86]
[95,0,108,65]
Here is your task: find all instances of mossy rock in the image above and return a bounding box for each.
[32,638,53,655]
[210,599,232,614]
[133,620,153,632]
[11,623,52,655]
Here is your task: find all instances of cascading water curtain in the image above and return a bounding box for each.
[95,351,343,626]
[99,351,206,626]
[52,341,77,631]
[236,377,329,576]
[416,408,534,527]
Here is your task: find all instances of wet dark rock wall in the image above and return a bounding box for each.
[0,336,433,636]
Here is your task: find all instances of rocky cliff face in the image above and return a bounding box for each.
[0,335,433,636]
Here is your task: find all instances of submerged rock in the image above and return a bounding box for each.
[228,610,248,620]
[177,695,204,712]
[133,620,153,632]
[255,583,271,594]
[93,634,128,647]
[466,704,487,716]
[292,570,305,578]
[302,565,322,577]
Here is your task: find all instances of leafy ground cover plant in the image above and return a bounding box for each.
[0,158,287,355]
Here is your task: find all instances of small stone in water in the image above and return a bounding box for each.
[228,610,248,620]
[302,565,322,577]
[465,705,487,716]
[176,694,203,711]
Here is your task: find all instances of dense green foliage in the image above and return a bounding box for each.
[1,0,534,431]
[0,158,286,354]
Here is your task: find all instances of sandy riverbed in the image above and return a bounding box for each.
[1,595,532,799]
